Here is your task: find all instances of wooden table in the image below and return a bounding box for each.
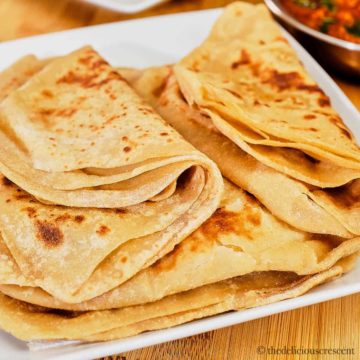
[0,1,358,359]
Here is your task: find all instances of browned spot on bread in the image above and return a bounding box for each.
[77,50,108,70]
[246,210,261,226]
[38,108,55,116]
[74,215,85,223]
[89,124,99,131]
[262,70,303,91]
[75,95,87,105]
[250,62,261,77]
[36,221,63,247]
[115,209,128,215]
[91,59,108,68]
[160,132,168,136]
[36,108,77,127]
[318,97,330,107]
[304,114,316,120]
[104,114,119,125]
[297,84,324,95]
[200,206,261,241]
[54,214,72,223]
[122,136,128,141]
[138,106,154,115]
[340,127,352,140]
[56,108,77,117]
[2,177,13,187]
[15,194,31,201]
[22,207,37,218]
[106,91,117,100]
[120,256,128,263]
[329,117,353,140]
[97,225,110,236]
[77,54,95,65]
[41,89,53,98]
[152,244,182,273]
[330,116,342,126]
[57,69,120,89]
[189,242,198,252]
[231,49,251,69]
[186,234,216,253]
[84,58,108,70]
[123,146,131,153]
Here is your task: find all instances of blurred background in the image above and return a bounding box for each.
[0,0,357,94]
[0,0,257,41]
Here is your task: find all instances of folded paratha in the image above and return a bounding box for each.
[0,49,223,303]
[0,47,222,208]
[119,67,358,238]
[176,3,360,173]
[2,180,360,311]
[120,4,360,238]
[0,257,354,341]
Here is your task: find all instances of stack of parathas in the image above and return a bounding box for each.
[0,2,359,345]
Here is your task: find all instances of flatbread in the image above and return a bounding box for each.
[0,55,50,102]
[123,67,359,237]
[0,3,358,346]
[0,257,353,341]
[0,47,222,208]
[174,3,360,180]
[0,50,223,303]
[3,180,360,311]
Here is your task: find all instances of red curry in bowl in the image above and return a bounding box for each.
[280,0,360,44]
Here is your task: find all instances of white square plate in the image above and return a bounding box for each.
[0,8,359,360]
[82,0,169,13]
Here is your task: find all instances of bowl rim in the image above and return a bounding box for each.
[264,0,360,51]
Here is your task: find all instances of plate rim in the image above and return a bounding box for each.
[82,0,168,14]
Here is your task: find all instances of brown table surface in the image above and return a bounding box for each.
[0,0,359,359]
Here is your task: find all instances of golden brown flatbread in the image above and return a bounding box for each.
[3,180,360,311]
[0,49,223,303]
[0,47,222,208]
[121,67,358,237]
[176,3,360,172]
[0,258,354,342]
